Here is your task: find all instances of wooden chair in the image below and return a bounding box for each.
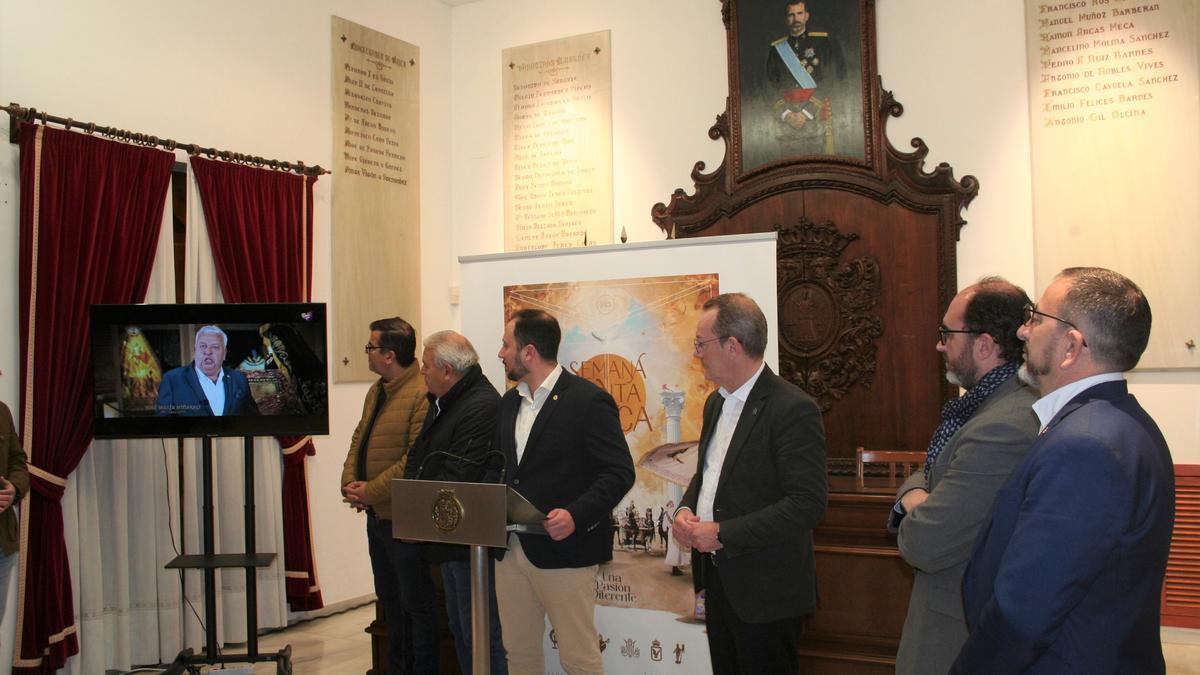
[855,447,927,490]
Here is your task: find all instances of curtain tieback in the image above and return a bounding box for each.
[282,436,313,455]
[29,464,67,487]
[28,463,69,501]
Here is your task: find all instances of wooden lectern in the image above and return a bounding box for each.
[391,479,546,675]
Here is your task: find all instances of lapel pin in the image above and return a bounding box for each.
[552,394,559,401]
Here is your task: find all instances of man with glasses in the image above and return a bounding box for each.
[340,317,435,674]
[889,278,1039,675]
[952,268,1175,673]
[673,292,827,673]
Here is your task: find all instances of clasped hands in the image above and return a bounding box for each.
[672,508,722,553]
[783,99,833,129]
[342,481,369,512]
[0,477,14,512]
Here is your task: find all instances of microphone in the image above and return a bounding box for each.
[415,437,474,480]
[414,437,502,477]
[480,445,507,485]
[494,447,508,486]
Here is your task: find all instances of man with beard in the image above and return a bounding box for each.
[493,308,634,675]
[952,268,1175,674]
[765,1,845,155]
[156,325,258,416]
[889,278,1039,675]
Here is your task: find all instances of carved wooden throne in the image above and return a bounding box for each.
[652,1,978,670]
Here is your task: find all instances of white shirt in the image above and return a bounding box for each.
[195,365,226,416]
[697,362,765,521]
[1031,372,1125,432]
[514,364,563,464]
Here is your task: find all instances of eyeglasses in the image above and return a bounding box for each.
[938,325,982,345]
[1022,303,1087,347]
[693,335,728,351]
[364,342,383,354]
[1022,304,1079,330]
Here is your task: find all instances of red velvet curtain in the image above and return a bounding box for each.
[189,156,324,611]
[16,123,173,673]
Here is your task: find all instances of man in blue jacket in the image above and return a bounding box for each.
[156,325,258,416]
[953,267,1175,674]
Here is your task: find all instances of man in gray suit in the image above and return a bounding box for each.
[889,277,1040,675]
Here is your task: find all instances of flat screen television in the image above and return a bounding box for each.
[90,303,329,438]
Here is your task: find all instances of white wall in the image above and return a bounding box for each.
[0,0,1196,621]
[0,0,454,609]
[445,0,1200,465]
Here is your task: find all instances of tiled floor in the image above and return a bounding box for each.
[216,603,1200,673]
[233,603,375,674]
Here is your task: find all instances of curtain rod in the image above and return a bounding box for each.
[3,102,329,177]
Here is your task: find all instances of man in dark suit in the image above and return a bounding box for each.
[673,292,827,673]
[952,267,1175,674]
[156,325,258,416]
[493,308,634,675]
[890,278,1039,675]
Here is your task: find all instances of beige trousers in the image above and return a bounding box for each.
[495,536,603,675]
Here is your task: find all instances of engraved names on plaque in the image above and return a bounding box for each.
[331,16,421,382]
[1024,0,1199,369]
[1033,1,1180,128]
[503,31,614,252]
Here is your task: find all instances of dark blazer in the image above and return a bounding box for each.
[156,365,259,416]
[894,373,1039,675]
[679,365,827,624]
[952,380,1175,674]
[494,369,634,569]
[404,364,502,563]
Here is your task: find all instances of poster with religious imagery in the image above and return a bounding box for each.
[503,274,718,673]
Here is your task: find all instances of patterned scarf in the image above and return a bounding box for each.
[924,361,1019,478]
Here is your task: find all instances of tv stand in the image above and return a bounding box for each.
[165,435,292,674]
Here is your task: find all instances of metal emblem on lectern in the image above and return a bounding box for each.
[432,489,464,532]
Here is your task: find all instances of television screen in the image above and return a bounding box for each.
[90,303,329,438]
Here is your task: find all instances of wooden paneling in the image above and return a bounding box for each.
[1164,464,1200,628]
[653,5,975,467]
[652,0,969,666]
[368,565,461,675]
[800,479,913,672]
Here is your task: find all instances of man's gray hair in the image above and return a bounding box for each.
[702,292,768,359]
[195,325,228,346]
[423,330,479,374]
[1057,267,1151,372]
